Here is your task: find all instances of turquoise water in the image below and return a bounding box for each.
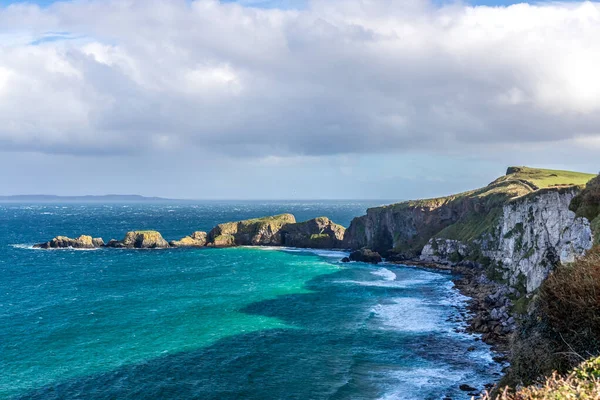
[0,202,502,399]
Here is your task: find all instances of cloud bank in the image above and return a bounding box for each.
[0,0,599,158]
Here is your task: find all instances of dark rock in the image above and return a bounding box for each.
[349,248,382,264]
[105,239,125,248]
[280,217,345,249]
[384,250,410,262]
[341,257,351,263]
[459,384,477,392]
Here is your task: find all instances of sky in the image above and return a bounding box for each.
[0,0,599,199]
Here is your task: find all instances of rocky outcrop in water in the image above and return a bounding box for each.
[170,231,207,248]
[34,235,104,249]
[106,231,170,249]
[280,217,345,249]
[206,214,296,247]
[33,214,349,252]
[348,248,382,264]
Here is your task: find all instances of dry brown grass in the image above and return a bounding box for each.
[539,247,600,360]
[478,357,600,399]
[499,246,600,390]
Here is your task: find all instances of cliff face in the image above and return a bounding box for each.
[344,167,596,293]
[421,189,593,292]
[343,179,531,256]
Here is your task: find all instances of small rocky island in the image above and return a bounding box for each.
[34,214,350,252]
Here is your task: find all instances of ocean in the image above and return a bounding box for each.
[0,201,502,399]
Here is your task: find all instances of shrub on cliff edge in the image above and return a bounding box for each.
[481,356,600,399]
[539,246,600,360]
[570,173,600,243]
[506,246,600,385]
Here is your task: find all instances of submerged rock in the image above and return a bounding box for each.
[349,248,382,264]
[459,384,477,392]
[105,239,125,248]
[34,235,104,249]
[107,231,170,249]
[170,231,207,248]
[281,217,346,249]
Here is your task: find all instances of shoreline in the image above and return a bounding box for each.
[389,260,513,382]
[391,260,513,352]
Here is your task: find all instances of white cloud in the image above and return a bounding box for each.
[0,0,599,158]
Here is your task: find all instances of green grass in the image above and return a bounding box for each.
[496,166,595,189]
[233,214,296,226]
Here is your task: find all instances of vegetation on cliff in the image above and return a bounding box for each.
[507,245,600,385]
[571,174,600,244]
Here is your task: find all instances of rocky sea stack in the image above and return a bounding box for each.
[206,214,296,247]
[34,214,348,251]
[106,231,170,249]
[347,248,382,264]
[34,235,104,249]
[170,231,208,248]
[280,217,345,249]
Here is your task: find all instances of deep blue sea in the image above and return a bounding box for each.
[0,201,502,399]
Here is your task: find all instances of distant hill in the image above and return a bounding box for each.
[0,194,175,203]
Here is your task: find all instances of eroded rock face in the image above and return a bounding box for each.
[421,189,594,292]
[34,235,104,249]
[170,231,207,248]
[206,214,296,247]
[281,217,345,249]
[491,189,592,292]
[349,248,382,264]
[114,231,170,249]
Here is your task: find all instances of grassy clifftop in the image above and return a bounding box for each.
[432,167,595,243]
[378,166,592,214]
[494,166,595,190]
